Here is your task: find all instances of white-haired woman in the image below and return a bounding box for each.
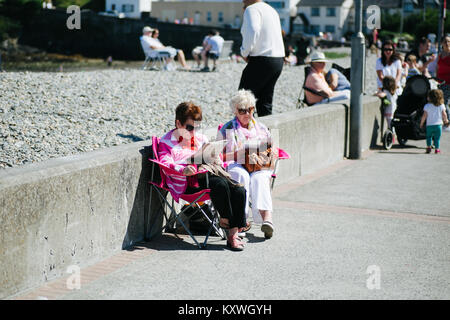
[217,89,275,239]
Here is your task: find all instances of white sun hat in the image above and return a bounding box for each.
[142,26,154,34]
[308,51,329,63]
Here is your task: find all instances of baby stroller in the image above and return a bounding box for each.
[382,75,443,150]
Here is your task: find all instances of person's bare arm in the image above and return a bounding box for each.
[376,70,384,84]
[395,68,402,87]
[442,109,449,126]
[420,111,428,128]
[328,73,338,90]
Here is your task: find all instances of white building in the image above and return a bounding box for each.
[105,0,152,18]
[296,0,353,39]
[265,0,301,33]
[151,0,300,33]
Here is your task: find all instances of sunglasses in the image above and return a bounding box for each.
[237,107,254,115]
[383,48,393,52]
[185,124,201,132]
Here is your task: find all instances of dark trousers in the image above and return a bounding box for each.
[185,174,247,229]
[238,56,284,117]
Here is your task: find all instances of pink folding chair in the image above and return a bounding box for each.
[148,136,225,249]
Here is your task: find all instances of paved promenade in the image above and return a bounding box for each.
[13,131,450,300]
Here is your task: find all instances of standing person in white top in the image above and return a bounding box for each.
[201,30,224,71]
[238,0,285,117]
[420,89,449,154]
[376,40,403,95]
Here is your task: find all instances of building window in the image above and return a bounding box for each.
[207,11,212,22]
[267,1,285,9]
[311,7,320,17]
[218,12,223,23]
[404,3,413,13]
[122,4,134,13]
[111,4,115,10]
[326,8,336,17]
[325,25,335,33]
[311,25,320,35]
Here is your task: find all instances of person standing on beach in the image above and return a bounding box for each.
[238,0,285,117]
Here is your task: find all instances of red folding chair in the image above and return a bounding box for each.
[148,136,225,249]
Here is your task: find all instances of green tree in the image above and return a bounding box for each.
[0,0,41,25]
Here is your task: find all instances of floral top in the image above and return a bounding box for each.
[217,117,271,164]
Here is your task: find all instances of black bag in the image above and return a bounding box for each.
[179,203,214,235]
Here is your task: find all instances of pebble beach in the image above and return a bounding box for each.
[0,48,380,169]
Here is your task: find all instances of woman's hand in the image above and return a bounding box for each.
[183,165,197,176]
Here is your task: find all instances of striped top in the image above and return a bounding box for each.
[157,129,208,202]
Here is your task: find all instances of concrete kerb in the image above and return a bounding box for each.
[0,95,382,299]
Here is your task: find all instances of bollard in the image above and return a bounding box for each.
[349,0,365,159]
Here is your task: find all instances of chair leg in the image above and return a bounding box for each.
[142,57,150,70]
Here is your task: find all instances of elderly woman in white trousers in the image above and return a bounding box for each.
[217,89,275,239]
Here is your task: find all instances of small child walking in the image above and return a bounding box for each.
[377,76,398,131]
[420,89,449,154]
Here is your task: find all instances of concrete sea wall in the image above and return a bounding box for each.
[0,96,382,298]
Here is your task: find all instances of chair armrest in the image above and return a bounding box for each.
[149,159,208,176]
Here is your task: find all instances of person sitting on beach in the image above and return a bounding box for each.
[192,30,214,69]
[304,52,350,105]
[148,29,189,69]
[140,26,158,58]
[201,30,224,72]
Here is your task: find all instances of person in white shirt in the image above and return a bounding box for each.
[148,29,189,69]
[420,89,449,154]
[192,31,213,68]
[376,40,403,96]
[201,30,224,71]
[238,0,285,117]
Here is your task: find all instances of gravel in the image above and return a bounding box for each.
[0,48,380,169]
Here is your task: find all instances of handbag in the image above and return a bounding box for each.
[243,147,277,173]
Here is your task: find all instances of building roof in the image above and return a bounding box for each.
[297,0,401,8]
[297,0,347,6]
[363,0,402,9]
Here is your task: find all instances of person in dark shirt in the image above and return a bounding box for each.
[405,37,436,78]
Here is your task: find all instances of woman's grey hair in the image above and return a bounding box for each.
[229,89,256,114]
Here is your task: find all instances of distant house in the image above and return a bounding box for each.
[151,0,300,33]
[105,0,151,19]
[296,0,353,39]
[150,0,243,28]
[265,0,301,33]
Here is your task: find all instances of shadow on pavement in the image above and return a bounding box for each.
[125,235,226,252]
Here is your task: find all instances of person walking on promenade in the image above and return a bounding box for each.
[436,35,450,125]
[238,0,285,117]
[376,40,403,95]
[420,89,449,154]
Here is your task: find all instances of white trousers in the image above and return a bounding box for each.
[227,163,273,224]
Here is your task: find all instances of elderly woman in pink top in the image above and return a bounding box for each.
[304,51,350,105]
[158,102,247,251]
[217,90,276,239]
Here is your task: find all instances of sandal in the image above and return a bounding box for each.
[261,221,274,239]
[239,222,252,233]
[226,235,244,251]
